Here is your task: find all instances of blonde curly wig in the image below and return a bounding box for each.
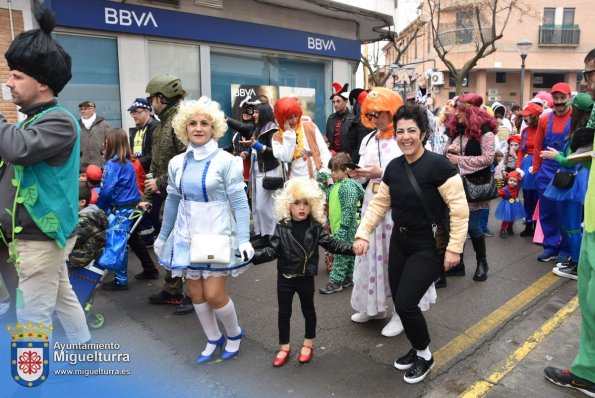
[172,97,227,145]
[274,177,326,224]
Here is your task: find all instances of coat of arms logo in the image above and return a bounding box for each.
[8,321,52,387]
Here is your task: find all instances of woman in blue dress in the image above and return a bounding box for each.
[154,98,254,364]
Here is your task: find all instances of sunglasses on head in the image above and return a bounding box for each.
[365,111,381,121]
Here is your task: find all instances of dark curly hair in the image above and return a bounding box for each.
[393,104,429,144]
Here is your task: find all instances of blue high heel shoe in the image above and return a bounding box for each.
[221,329,244,360]
[196,335,225,364]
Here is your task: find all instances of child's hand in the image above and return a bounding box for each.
[353,238,369,256]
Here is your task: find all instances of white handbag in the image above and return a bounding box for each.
[190,234,231,264]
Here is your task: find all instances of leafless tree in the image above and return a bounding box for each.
[426,0,530,94]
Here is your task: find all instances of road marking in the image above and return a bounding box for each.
[459,295,579,398]
[434,273,560,372]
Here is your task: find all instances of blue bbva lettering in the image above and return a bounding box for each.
[105,8,158,28]
[307,37,336,51]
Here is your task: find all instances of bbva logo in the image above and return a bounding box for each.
[307,37,336,51]
[234,88,256,97]
[105,8,158,28]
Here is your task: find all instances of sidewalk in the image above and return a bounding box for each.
[483,302,585,398]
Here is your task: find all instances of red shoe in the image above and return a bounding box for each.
[298,344,314,364]
[273,347,291,367]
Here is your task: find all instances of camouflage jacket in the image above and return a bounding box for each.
[68,205,109,268]
[142,103,186,202]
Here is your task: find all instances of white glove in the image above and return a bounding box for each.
[238,242,255,262]
[153,238,166,258]
[529,166,534,174]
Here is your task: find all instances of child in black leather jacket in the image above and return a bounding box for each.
[252,178,354,367]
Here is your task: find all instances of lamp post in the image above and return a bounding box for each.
[517,39,533,107]
[389,63,400,92]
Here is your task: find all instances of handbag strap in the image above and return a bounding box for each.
[403,160,438,237]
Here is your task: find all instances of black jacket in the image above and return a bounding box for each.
[326,109,355,153]
[252,218,354,276]
[254,122,280,173]
[128,116,158,173]
[347,116,373,164]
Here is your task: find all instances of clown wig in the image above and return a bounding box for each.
[360,87,404,131]
[274,97,303,131]
[274,177,326,224]
[445,93,498,141]
[172,97,227,145]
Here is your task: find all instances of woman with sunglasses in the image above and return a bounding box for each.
[347,87,436,337]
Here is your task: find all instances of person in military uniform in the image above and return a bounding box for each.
[138,74,191,314]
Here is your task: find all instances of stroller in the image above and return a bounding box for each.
[68,206,147,329]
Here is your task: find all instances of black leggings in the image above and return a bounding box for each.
[277,274,316,345]
[388,231,443,350]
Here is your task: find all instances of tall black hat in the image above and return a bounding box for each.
[5,2,72,95]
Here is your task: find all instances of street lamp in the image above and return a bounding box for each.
[517,39,533,107]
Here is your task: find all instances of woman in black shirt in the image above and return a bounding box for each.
[353,105,469,384]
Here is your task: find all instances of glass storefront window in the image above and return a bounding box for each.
[148,42,201,101]
[211,48,331,147]
[54,34,121,127]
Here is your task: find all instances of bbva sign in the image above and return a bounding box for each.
[105,7,158,28]
[307,37,336,51]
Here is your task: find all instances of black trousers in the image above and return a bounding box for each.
[277,274,316,345]
[127,231,156,272]
[388,230,443,350]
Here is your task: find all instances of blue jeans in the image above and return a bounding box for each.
[480,208,490,232]
[469,210,484,239]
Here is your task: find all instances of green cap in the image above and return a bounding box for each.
[145,74,187,99]
[570,93,594,112]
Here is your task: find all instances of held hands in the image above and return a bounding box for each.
[239,242,255,262]
[443,250,460,271]
[446,153,459,165]
[353,238,369,256]
[540,146,559,160]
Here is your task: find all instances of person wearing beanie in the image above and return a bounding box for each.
[532,82,573,263]
[0,3,90,342]
[326,82,355,155]
[78,100,112,168]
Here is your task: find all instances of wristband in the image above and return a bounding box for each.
[253,141,264,152]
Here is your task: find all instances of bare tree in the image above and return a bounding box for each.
[426,0,530,94]
[361,22,423,88]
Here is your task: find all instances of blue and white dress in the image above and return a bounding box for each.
[157,139,251,279]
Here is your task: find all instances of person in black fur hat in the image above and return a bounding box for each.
[0,1,90,342]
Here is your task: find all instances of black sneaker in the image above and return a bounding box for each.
[553,263,578,280]
[544,367,595,397]
[403,356,434,384]
[134,269,160,280]
[342,277,354,288]
[148,291,183,305]
[394,349,417,370]
[101,280,128,291]
[319,282,343,294]
[173,296,194,315]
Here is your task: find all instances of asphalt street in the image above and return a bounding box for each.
[0,216,585,397]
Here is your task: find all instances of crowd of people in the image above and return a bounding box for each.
[1,4,594,393]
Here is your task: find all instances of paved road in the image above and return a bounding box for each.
[0,217,584,397]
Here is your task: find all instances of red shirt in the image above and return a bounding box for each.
[516,125,538,168]
[532,109,572,173]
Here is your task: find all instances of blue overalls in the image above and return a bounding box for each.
[535,112,571,256]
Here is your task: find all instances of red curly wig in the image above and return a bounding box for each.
[445,93,498,140]
[274,97,303,130]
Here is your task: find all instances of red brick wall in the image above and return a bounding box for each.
[0,8,24,123]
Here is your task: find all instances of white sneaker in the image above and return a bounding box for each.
[351,311,387,323]
[381,312,404,337]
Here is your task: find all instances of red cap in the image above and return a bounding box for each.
[551,82,571,95]
[507,135,522,145]
[508,170,523,182]
[521,102,543,117]
[85,165,102,182]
